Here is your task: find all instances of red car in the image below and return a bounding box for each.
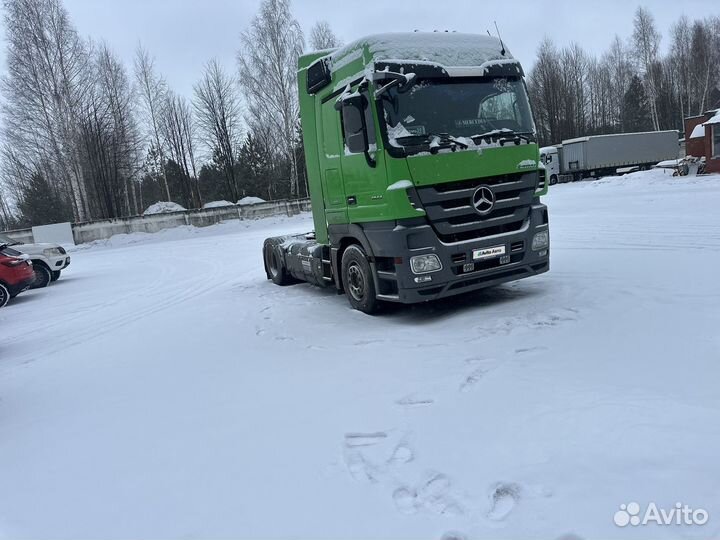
[0,244,35,308]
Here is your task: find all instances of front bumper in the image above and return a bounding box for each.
[7,277,34,297]
[49,255,71,270]
[362,203,549,303]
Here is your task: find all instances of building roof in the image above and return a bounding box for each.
[689,124,706,139]
[704,110,720,125]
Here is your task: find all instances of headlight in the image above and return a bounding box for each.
[532,230,549,251]
[43,247,62,256]
[410,254,442,274]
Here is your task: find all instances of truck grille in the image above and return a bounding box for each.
[415,172,538,243]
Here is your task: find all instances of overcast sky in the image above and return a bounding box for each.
[1,0,716,99]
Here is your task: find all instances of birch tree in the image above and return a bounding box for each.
[309,21,342,50]
[134,45,171,201]
[159,93,201,208]
[632,6,661,130]
[2,0,93,221]
[237,0,304,197]
[193,59,243,202]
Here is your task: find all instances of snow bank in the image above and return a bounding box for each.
[143,201,186,215]
[202,200,234,209]
[237,196,266,206]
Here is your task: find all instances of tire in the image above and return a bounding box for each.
[341,244,380,314]
[31,264,51,289]
[263,241,293,286]
[550,175,558,186]
[51,270,61,282]
[0,283,9,308]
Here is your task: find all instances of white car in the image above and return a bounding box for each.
[0,234,71,288]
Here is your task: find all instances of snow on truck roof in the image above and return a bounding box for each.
[327,32,515,73]
[562,130,678,145]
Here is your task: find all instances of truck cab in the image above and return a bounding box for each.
[540,146,560,185]
[264,33,550,313]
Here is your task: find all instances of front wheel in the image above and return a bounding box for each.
[51,270,61,282]
[550,175,558,185]
[31,264,51,289]
[0,283,9,308]
[341,244,380,314]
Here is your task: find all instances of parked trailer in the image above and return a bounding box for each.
[541,131,679,184]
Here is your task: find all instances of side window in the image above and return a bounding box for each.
[339,86,375,154]
[547,154,553,163]
[714,125,720,158]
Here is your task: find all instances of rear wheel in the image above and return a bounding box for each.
[51,270,61,282]
[0,283,9,308]
[263,241,293,286]
[341,244,379,314]
[31,264,51,289]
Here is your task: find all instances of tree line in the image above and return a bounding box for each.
[528,7,720,145]
[0,0,341,230]
[2,2,718,231]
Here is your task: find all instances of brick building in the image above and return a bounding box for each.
[684,109,720,174]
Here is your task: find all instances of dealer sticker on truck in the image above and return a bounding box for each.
[473,245,506,260]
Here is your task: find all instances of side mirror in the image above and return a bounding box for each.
[341,94,369,155]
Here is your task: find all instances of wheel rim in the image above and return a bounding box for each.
[35,267,49,286]
[0,286,7,306]
[347,263,365,301]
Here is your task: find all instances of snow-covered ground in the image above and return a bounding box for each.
[1,170,719,540]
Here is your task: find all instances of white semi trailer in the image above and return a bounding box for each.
[540,131,679,184]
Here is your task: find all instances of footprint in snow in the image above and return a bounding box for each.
[393,487,419,515]
[459,367,493,392]
[487,482,521,521]
[396,394,435,408]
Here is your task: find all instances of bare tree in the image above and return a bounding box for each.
[309,21,342,51]
[2,0,94,221]
[237,0,304,197]
[159,92,201,208]
[632,6,661,130]
[193,59,243,202]
[134,45,171,201]
[79,43,142,218]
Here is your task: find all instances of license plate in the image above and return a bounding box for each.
[473,245,506,260]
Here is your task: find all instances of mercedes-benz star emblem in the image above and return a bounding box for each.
[472,185,496,215]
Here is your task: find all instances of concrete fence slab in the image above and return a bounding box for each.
[2,198,311,246]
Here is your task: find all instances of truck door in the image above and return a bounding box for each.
[338,84,388,222]
[319,99,348,225]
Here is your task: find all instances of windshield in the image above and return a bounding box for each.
[381,77,535,148]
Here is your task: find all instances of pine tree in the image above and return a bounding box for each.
[623,75,653,132]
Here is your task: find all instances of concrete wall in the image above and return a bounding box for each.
[2,198,311,246]
[2,228,34,244]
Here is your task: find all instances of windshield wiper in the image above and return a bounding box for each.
[395,133,469,154]
[471,129,536,145]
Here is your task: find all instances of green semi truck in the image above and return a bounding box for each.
[263,32,550,313]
